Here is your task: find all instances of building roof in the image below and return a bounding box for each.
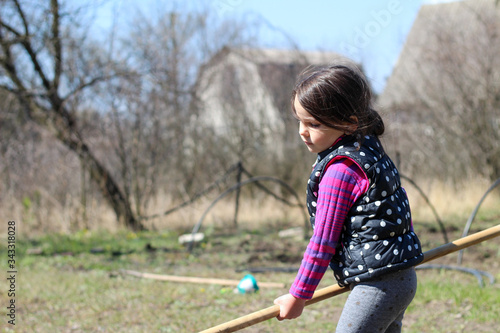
[379,0,498,110]
[228,47,349,65]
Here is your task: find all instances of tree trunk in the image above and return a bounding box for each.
[50,98,144,231]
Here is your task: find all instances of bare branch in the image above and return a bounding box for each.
[51,0,62,91]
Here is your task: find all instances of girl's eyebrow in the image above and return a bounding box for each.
[295,110,314,121]
[299,115,317,122]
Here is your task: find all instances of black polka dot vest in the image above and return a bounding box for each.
[306,135,423,286]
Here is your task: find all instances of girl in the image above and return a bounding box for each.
[274,63,423,333]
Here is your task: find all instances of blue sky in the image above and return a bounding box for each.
[219,0,461,93]
[93,0,461,93]
[225,0,423,92]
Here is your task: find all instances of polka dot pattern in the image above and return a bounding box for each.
[306,135,423,286]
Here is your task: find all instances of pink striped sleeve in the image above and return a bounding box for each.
[289,157,369,299]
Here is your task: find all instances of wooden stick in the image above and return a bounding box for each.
[199,223,500,333]
[120,270,286,288]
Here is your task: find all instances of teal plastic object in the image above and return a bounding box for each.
[237,274,259,293]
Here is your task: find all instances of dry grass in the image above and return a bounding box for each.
[144,191,307,232]
[3,178,498,240]
[4,189,308,239]
[404,178,499,226]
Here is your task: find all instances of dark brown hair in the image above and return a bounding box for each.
[291,63,384,142]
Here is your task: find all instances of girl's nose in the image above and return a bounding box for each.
[299,122,308,137]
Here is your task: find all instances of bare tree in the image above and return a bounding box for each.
[380,0,500,181]
[0,0,144,230]
[0,0,267,231]
[98,3,260,214]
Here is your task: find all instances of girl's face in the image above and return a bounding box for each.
[294,96,345,154]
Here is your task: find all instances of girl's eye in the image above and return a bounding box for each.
[297,119,321,129]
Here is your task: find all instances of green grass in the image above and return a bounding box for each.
[405,269,500,333]
[1,219,499,332]
[18,228,183,255]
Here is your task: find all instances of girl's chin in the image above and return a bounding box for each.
[306,146,318,153]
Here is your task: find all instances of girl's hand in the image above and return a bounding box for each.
[273,294,307,321]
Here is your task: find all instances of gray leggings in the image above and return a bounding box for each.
[336,268,417,333]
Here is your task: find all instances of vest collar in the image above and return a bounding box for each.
[315,135,354,166]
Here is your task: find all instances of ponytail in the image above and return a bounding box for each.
[367,108,385,137]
